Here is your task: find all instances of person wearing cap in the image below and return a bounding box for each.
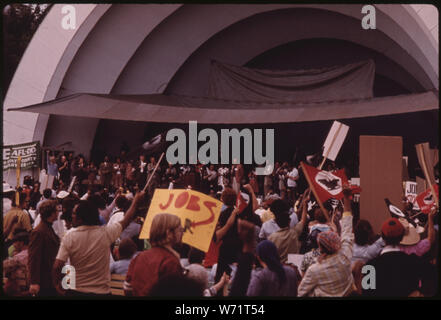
[298,186,355,297]
[363,215,435,297]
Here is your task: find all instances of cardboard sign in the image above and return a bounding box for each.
[287,254,304,271]
[322,121,349,162]
[139,189,223,252]
[39,171,54,193]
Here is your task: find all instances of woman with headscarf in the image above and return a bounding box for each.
[246,240,299,296]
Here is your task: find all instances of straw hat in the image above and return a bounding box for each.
[3,182,15,193]
[399,218,420,246]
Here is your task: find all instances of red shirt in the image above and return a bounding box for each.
[126,247,182,296]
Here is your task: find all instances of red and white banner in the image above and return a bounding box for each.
[415,184,439,214]
[301,162,349,203]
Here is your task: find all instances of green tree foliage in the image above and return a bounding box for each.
[3,4,52,97]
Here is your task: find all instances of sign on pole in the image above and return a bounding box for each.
[415,143,438,207]
[3,141,41,170]
[139,189,223,252]
[320,121,349,169]
[404,181,418,209]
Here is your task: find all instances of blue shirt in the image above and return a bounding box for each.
[259,213,298,240]
[110,254,138,275]
[352,237,385,264]
[47,158,58,176]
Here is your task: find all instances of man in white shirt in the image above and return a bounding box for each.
[53,191,144,296]
[286,165,299,205]
[107,195,141,240]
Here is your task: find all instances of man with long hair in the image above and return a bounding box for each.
[124,213,184,296]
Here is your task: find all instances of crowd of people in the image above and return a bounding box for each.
[2,149,439,298]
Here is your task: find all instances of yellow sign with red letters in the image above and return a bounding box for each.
[139,189,223,252]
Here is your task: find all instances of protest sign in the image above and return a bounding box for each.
[321,121,349,167]
[359,135,403,235]
[404,181,418,204]
[139,189,223,252]
[416,184,439,214]
[301,162,349,203]
[415,143,438,207]
[3,141,40,170]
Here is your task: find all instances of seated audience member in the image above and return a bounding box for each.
[110,238,138,275]
[298,187,354,297]
[124,213,184,296]
[363,215,435,297]
[52,192,143,296]
[268,194,308,263]
[352,219,385,264]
